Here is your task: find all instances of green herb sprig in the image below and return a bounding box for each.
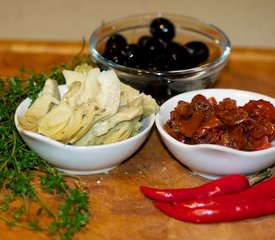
[0,57,91,239]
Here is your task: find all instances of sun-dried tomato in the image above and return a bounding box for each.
[164,94,275,151]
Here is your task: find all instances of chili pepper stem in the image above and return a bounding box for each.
[247,167,272,186]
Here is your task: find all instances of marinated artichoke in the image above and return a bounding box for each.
[18,65,160,146]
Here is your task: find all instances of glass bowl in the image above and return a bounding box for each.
[89,13,231,104]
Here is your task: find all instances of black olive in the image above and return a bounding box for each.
[141,37,165,61]
[164,42,190,70]
[124,44,141,68]
[103,47,126,65]
[150,17,175,42]
[105,34,127,50]
[185,41,209,65]
[137,35,152,48]
[101,18,210,73]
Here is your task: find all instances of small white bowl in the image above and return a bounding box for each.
[155,88,275,179]
[15,85,155,175]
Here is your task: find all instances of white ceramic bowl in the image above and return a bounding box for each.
[155,88,275,179]
[14,85,155,175]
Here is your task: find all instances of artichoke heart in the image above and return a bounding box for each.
[18,78,60,131]
[38,101,72,139]
[63,68,100,106]
[63,69,85,88]
[74,70,122,145]
[18,65,160,146]
[141,93,160,117]
[74,94,143,146]
[93,70,121,121]
[38,77,98,144]
[119,82,140,107]
[92,95,143,137]
[93,118,140,145]
[38,101,97,144]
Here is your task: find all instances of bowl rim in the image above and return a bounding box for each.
[89,12,231,77]
[155,88,275,155]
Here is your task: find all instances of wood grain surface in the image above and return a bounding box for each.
[0,40,275,240]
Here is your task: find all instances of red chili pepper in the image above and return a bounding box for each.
[174,177,275,209]
[140,174,250,202]
[154,197,275,223]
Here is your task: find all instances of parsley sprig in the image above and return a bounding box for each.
[0,59,91,239]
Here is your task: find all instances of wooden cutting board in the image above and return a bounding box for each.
[0,40,275,240]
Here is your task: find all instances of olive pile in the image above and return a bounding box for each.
[102,17,209,71]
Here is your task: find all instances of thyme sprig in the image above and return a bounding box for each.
[0,58,91,239]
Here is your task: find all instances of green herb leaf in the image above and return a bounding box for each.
[0,54,91,239]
